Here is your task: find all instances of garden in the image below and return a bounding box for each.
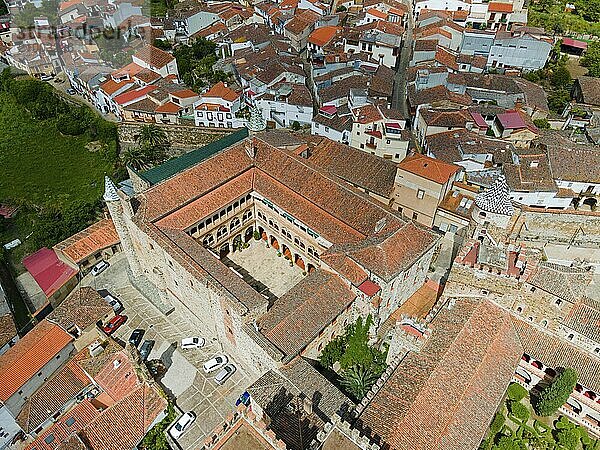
[318,315,388,402]
[481,374,600,450]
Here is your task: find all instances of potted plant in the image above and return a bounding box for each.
[253,230,260,240]
[277,251,282,257]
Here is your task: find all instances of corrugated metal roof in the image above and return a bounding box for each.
[138,127,249,185]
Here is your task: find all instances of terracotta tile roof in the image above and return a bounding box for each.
[54,219,119,265]
[124,97,160,113]
[47,287,114,332]
[99,78,131,96]
[352,104,382,124]
[133,45,175,69]
[425,129,514,165]
[306,138,398,198]
[258,270,356,360]
[203,81,240,102]
[25,400,100,450]
[284,9,320,34]
[155,170,254,230]
[0,320,73,401]
[526,261,592,303]
[488,1,513,12]
[575,76,600,106]
[134,68,161,84]
[320,253,368,286]
[112,62,143,78]
[154,101,182,114]
[503,150,556,193]
[92,350,138,403]
[408,85,472,109]
[325,222,439,282]
[114,85,157,106]
[308,26,340,47]
[419,108,472,128]
[171,88,198,99]
[360,299,522,450]
[366,7,388,19]
[513,318,600,392]
[80,383,166,450]
[398,153,460,185]
[17,357,91,433]
[434,46,458,71]
[562,300,600,343]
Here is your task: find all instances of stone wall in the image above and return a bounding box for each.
[117,123,235,154]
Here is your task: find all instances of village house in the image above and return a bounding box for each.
[194,81,245,128]
[393,153,462,227]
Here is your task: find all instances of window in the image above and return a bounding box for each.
[226,113,232,119]
[567,333,574,340]
[217,226,228,239]
[242,210,253,222]
[198,112,203,118]
[595,348,600,354]
[417,189,425,199]
[227,205,233,213]
[555,299,562,306]
[203,234,214,247]
[412,212,418,220]
[230,217,241,231]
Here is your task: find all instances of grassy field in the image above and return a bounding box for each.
[0,86,118,271]
[0,92,114,208]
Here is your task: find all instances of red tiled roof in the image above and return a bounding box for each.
[93,350,138,404]
[352,104,383,124]
[99,78,131,96]
[366,8,388,19]
[259,270,356,359]
[496,110,527,129]
[360,299,522,450]
[54,219,119,265]
[203,81,240,102]
[397,153,460,185]
[80,383,167,450]
[25,400,100,450]
[154,101,183,114]
[112,62,143,78]
[562,38,587,50]
[22,248,78,297]
[358,279,381,296]
[488,1,513,12]
[0,320,73,401]
[133,45,175,69]
[171,89,198,99]
[308,26,340,47]
[113,85,157,106]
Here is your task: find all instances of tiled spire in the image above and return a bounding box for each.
[103,176,120,202]
[247,104,266,133]
[475,174,514,216]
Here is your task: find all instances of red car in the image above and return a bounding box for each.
[103,314,127,335]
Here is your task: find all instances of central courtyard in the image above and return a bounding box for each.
[225,240,305,297]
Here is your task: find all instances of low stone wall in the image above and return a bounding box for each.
[117,123,236,153]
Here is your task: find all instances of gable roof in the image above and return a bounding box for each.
[47,287,114,332]
[133,45,175,69]
[397,153,460,184]
[360,298,522,450]
[54,219,119,265]
[0,320,73,401]
[308,26,340,47]
[22,248,78,298]
[202,81,240,102]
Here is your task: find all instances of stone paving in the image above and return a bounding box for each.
[228,240,305,297]
[82,253,253,450]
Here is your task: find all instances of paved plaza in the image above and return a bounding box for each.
[227,240,305,297]
[82,254,254,450]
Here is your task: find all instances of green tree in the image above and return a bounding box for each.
[135,124,169,150]
[508,401,529,421]
[341,365,379,401]
[174,38,230,91]
[533,368,577,416]
[533,118,551,129]
[290,121,301,131]
[153,39,172,50]
[319,336,345,369]
[581,41,600,77]
[492,436,527,450]
[547,89,571,114]
[507,383,529,402]
[550,66,572,89]
[556,427,581,450]
[122,146,153,171]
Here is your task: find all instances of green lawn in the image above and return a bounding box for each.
[0,92,113,209]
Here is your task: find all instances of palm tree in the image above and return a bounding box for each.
[122,146,150,171]
[341,365,380,401]
[134,124,169,150]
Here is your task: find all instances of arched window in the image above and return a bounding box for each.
[308,246,318,258]
[281,228,292,239]
[217,226,228,240]
[268,219,279,231]
[258,210,266,221]
[242,210,253,222]
[294,237,305,250]
[230,217,241,231]
[203,234,214,247]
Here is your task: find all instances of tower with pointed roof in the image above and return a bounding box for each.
[472,175,515,228]
[246,104,266,134]
[103,176,142,276]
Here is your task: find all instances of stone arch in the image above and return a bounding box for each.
[259,226,267,241]
[244,226,254,242]
[295,254,305,270]
[270,235,279,250]
[282,244,292,260]
[307,263,316,273]
[219,243,230,259]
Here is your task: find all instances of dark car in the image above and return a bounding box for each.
[139,339,155,361]
[129,329,145,347]
[102,315,127,335]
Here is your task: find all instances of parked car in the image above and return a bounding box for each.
[97,289,123,313]
[203,355,228,373]
[103,314,127,335]
[180,337,205,349]
[66,88,76,95]
[91,261,109,276]
[236,391,251,407]
[215,364,236,385]
[139,339,155,361]
[169,412,196,440]
[128,329,144,347]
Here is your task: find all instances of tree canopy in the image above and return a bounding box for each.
[581,42,600,77]
[533,368,577,416]
[174,38,230,92]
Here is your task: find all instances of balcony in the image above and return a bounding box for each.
[366,142,377,150]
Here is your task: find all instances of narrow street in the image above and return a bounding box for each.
[392,0,414,117]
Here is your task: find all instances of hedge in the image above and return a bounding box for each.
[490,412,506,435]
[508,401,530,422]
[507,383,528,402]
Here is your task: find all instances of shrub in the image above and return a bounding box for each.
[490,412,506,435]
[534,368,577,416]
[507,383,528,402]
[319,336,345,369]
[508,401,530,422]
[492,436,527,450]
[533,118,551,129]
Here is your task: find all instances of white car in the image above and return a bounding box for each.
[203,354,228,373]
[215,364,236,385]
[169,412,196,440]
[91,261,109,276]
[180,337,205,349]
